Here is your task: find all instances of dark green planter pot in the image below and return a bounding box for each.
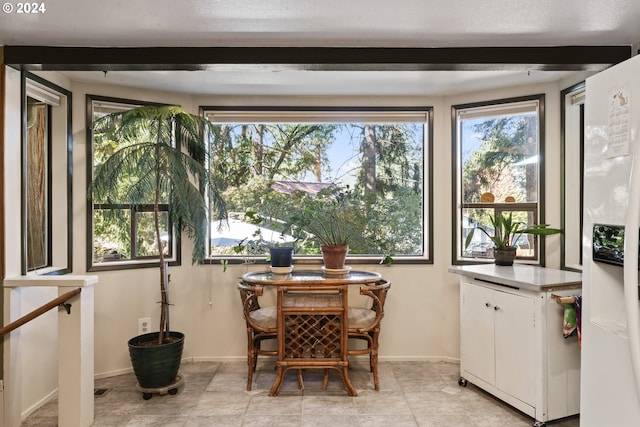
[128,331,184,389]
[494,247,517,266]
[270,246,294,267]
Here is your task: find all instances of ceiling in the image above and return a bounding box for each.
[2,0,640,96]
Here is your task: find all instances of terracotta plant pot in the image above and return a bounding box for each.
[494,246,517,266]
[320,244,349,269]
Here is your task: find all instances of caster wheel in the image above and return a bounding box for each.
[142,392,152,400]
[168,388,178,395]
[533,422,546,427]
[458,377,468,387]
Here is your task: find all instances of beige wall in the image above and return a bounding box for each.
[3,69,591,418]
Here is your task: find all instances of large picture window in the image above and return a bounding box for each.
[452,95,545,264]
[202,107,433,264]
[86,96,178,270]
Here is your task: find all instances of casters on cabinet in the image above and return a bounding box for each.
[458,377,468,387]
[533,422,546,427]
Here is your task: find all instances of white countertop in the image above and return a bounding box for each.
[448,264,582,291]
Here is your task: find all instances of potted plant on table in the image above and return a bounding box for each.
[465,212,560,265]
[231,211,296,272]
[268,244,295,272]
[284,186,363,270]
[89,105,227,397]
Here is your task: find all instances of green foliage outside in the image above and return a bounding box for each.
[208,122,424,258]
[461,114,541,257]
[92,112,425,261]
[462,116,536,205]
[92,109,170,262]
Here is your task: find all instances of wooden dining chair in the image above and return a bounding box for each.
[236,282,278,391]
[347,279,391,391]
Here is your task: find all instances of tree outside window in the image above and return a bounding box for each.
[87,96,177,270]
[87,103,432,269]
[453,95,545,263]
[203,107,432,263]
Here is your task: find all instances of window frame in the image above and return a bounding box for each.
[200,105,434,265]
[21,71,73,275]
[560,82,585,272]
[86,95,181,272]
[451,94,547,265]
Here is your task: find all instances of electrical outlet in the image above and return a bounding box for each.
[138,317,151,335]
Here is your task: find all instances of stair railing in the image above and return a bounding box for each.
[0,287,81,337]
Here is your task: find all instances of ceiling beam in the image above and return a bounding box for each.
[2,45,632,72]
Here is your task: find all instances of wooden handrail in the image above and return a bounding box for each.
[0,287,82,337]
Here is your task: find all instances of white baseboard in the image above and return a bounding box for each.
[21,388,57,421]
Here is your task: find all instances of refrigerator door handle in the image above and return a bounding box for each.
[623,148,640,402]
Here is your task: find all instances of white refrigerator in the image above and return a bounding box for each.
[582,54,640,426]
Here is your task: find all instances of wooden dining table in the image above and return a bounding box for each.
[241,268,382,396]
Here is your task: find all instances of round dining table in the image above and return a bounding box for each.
[241,268,382,286]
[241,268,383,396]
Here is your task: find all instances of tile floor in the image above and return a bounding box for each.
[22,360,580,427]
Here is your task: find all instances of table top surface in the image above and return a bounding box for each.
[242,268,382,285]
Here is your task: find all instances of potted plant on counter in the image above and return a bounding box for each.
[465,212,560,265]
[89,105,227,398]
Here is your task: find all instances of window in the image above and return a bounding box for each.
[86,96,178,271]
[25,93,50,271]
[22,72,73,275]
[561,83,585,271]
[452,95,545,264]
[202,107,433,264]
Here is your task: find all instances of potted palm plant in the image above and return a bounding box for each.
[89,105,227,397]
[465,212,560,265]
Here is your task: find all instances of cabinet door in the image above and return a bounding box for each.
[461,281,495,384]
[494,289,535,404]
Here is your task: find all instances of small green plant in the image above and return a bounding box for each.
[217,211,291,268]
[465,212,560,249]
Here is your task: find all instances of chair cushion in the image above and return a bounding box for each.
[348,307,376,329]
[249,306,277,329]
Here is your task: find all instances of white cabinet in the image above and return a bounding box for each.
[450,265,582,427]
[461,282,536,405]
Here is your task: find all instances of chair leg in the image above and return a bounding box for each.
[270,365,286,396]
[253,340,260,372]
[371,331,380,391]
[246,351,255,391]
[246,331,256,391]
[371,350,380,391]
